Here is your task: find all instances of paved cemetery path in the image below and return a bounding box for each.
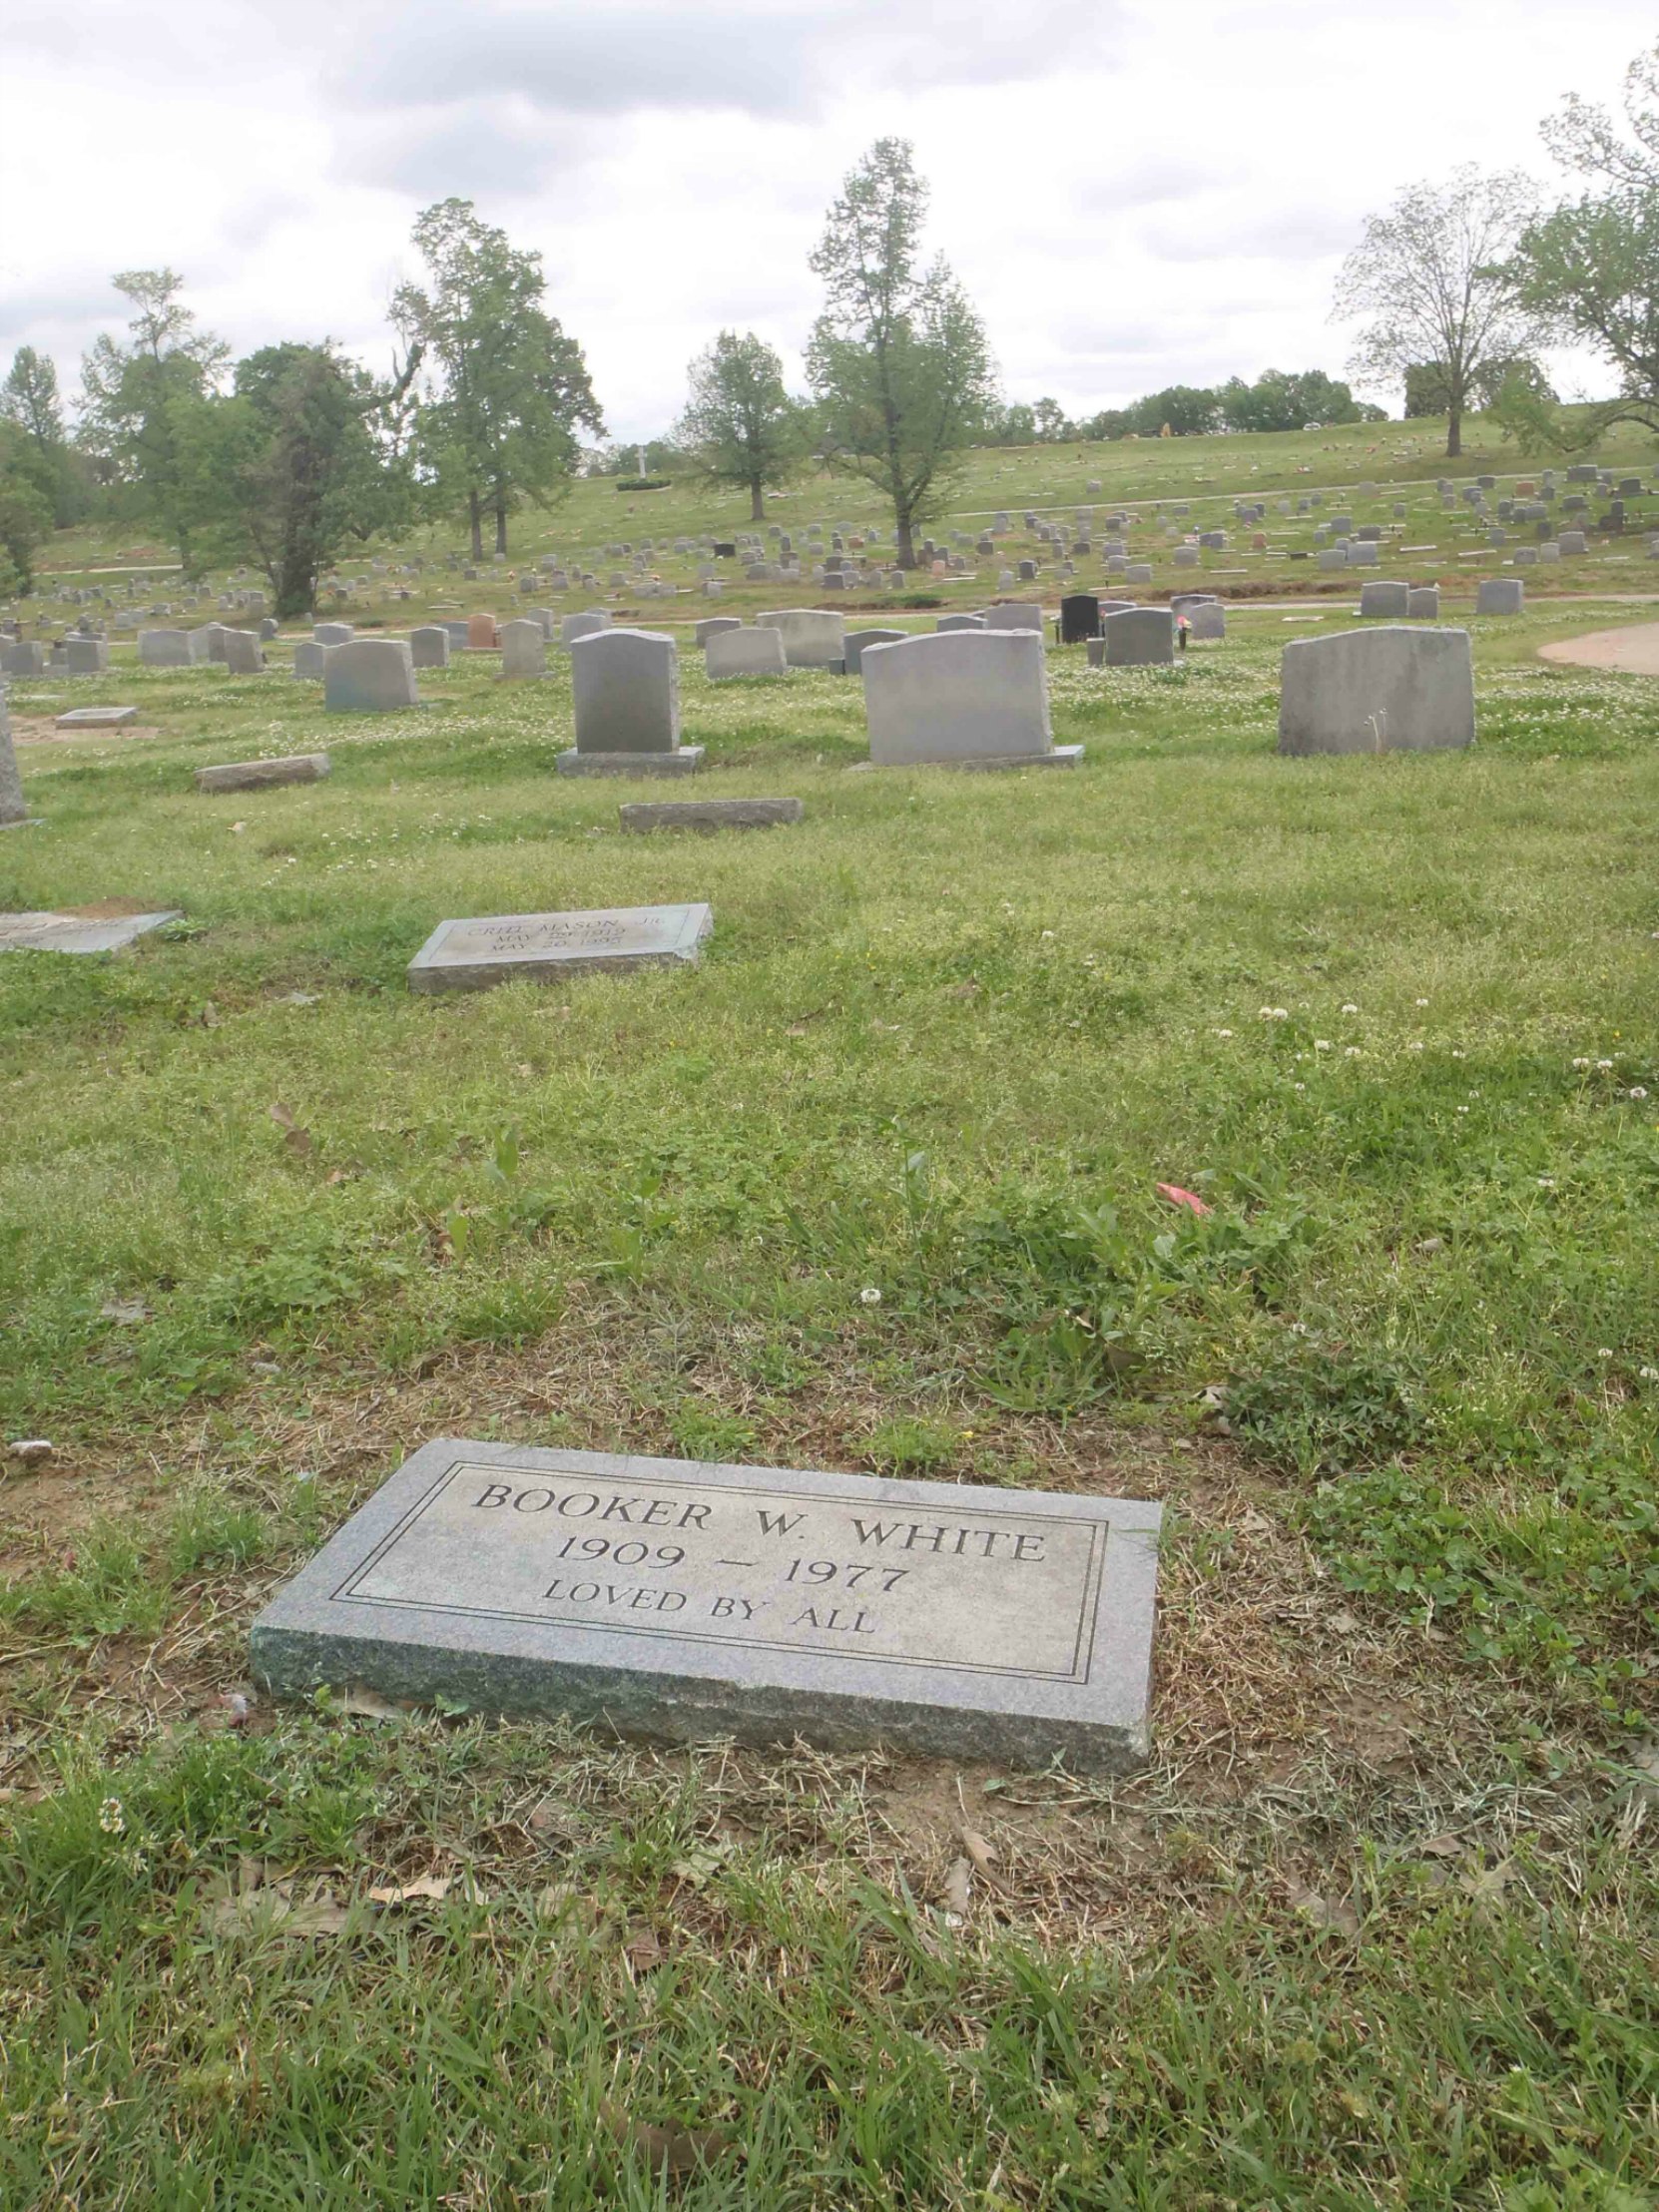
[1538,622,1659,675]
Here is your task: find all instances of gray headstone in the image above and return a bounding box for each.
[1359,582,1410,620]
[64,638,109,674]
[196,753,331,794]
[2,642,46,676]
[1279,627,1474,755]
[324,639,419,714]
[706,626,789,680]
[499,618,547,679]
[0,695,29,826]
[1476,579,1524,616]
[755,609,846,668]
[1186,603,1225,642]
[569,628,682,759]
[936,614,987,633]
[248,1437,1161,1773]
[841,627,907,674]
[561,611,611,646]
[408,903,712,993]
[978,602,1045,635]
[138,628,198,668]
[695,617,742,646]
[293,641,328,680]
[409,626,451,669]
[1405,587,1440,619]
[313,622,354,648]
[222,629,263,675]
[1098,608,1174,667]
[862,631,1074,769]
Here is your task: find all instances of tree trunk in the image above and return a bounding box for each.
[749,478,765,521]
[468,490,483,562]
[1445,401,1462,459]
[494,497,508,556]
[275,548,314,622]
[894,510,915,569]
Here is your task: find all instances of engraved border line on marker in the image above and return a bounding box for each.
[328,1459,1109,1684]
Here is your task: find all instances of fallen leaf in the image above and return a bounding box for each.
[1416,1834,1463,1860]
[669,1842,733,1888]
[624,1926,666,1972]
[1156,1182,1213,1216]
[337,1683,408,1720]
[941,1857,972,1915]
[100,1299,150,1326]
[601,2106,733,2179]
[946,979,980,998]
[1287,1881,1361,1936]
[210,1886,352,1937]
[269,1102,312,1157]
[1328,1608,1364,1636]
[1460,1859,1514,1909]
[368,1874,455,1906]
[957,1826,997,1876]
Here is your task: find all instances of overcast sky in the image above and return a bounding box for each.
[1,0,1649,440]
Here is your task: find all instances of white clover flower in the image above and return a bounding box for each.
[1451,1050,1465,1060]
[1457,1106,1469,1115]
[1341,1002,1359,1014]
[1597,1059,1614,1071]
[859,1287,882,1307]
[1407,1042,1424,1052]
[1572,1057,1591,1070]
[1631,1087,1649,1101]
[1215,1027,1233,1038]
[1537,1177,1555,1189]
[1273,1006,1289,1020]
[1415,997,1429,1007]
[1315,1039,1331,1051]
[1639,1367,1659,1382]
[1040,929,1055,940]
[99,1798,125,1836]
[1597,1348,1613,1359]
[1345,1046,1363,1058]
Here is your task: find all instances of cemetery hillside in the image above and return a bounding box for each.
[2,51,1657,2212]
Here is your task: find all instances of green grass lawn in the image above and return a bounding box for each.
[1,588,1656,2202]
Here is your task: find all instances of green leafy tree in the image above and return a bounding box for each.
[1502,43,1659,447]
[1032,396,1074,442]
[675,330,804,519]
[0,423,53,595]
[211,342,420,620]
[78,270,229,569]
[1334,168,1547,456]
[1130,384,1222,437]
[0,347,95,529]
[806,139,996,568]
[393,200,603,558]
[1218,367,1368,432]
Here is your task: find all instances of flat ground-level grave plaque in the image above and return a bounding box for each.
[408,903,712,994]
[251,1440,1162,1772]
[54,705,139,730]
[0,908,181,954]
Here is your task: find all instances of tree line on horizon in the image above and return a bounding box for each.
[0,37,1653,609]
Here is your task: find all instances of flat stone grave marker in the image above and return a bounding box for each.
[197,753,330,794]
[0,908,181,955]
[620,798,803,834]
[54,705,140,731]
[408,902,713,994]
[250,1439,1162,1772]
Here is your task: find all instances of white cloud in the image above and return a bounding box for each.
[0,0,1650,436]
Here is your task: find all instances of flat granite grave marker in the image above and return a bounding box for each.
[408,902,713,993]
[54,706,139,730]
[196,753,330,794]
[0,909,181,955]
[620,798,803,833]
[250,1439,1162,1771]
